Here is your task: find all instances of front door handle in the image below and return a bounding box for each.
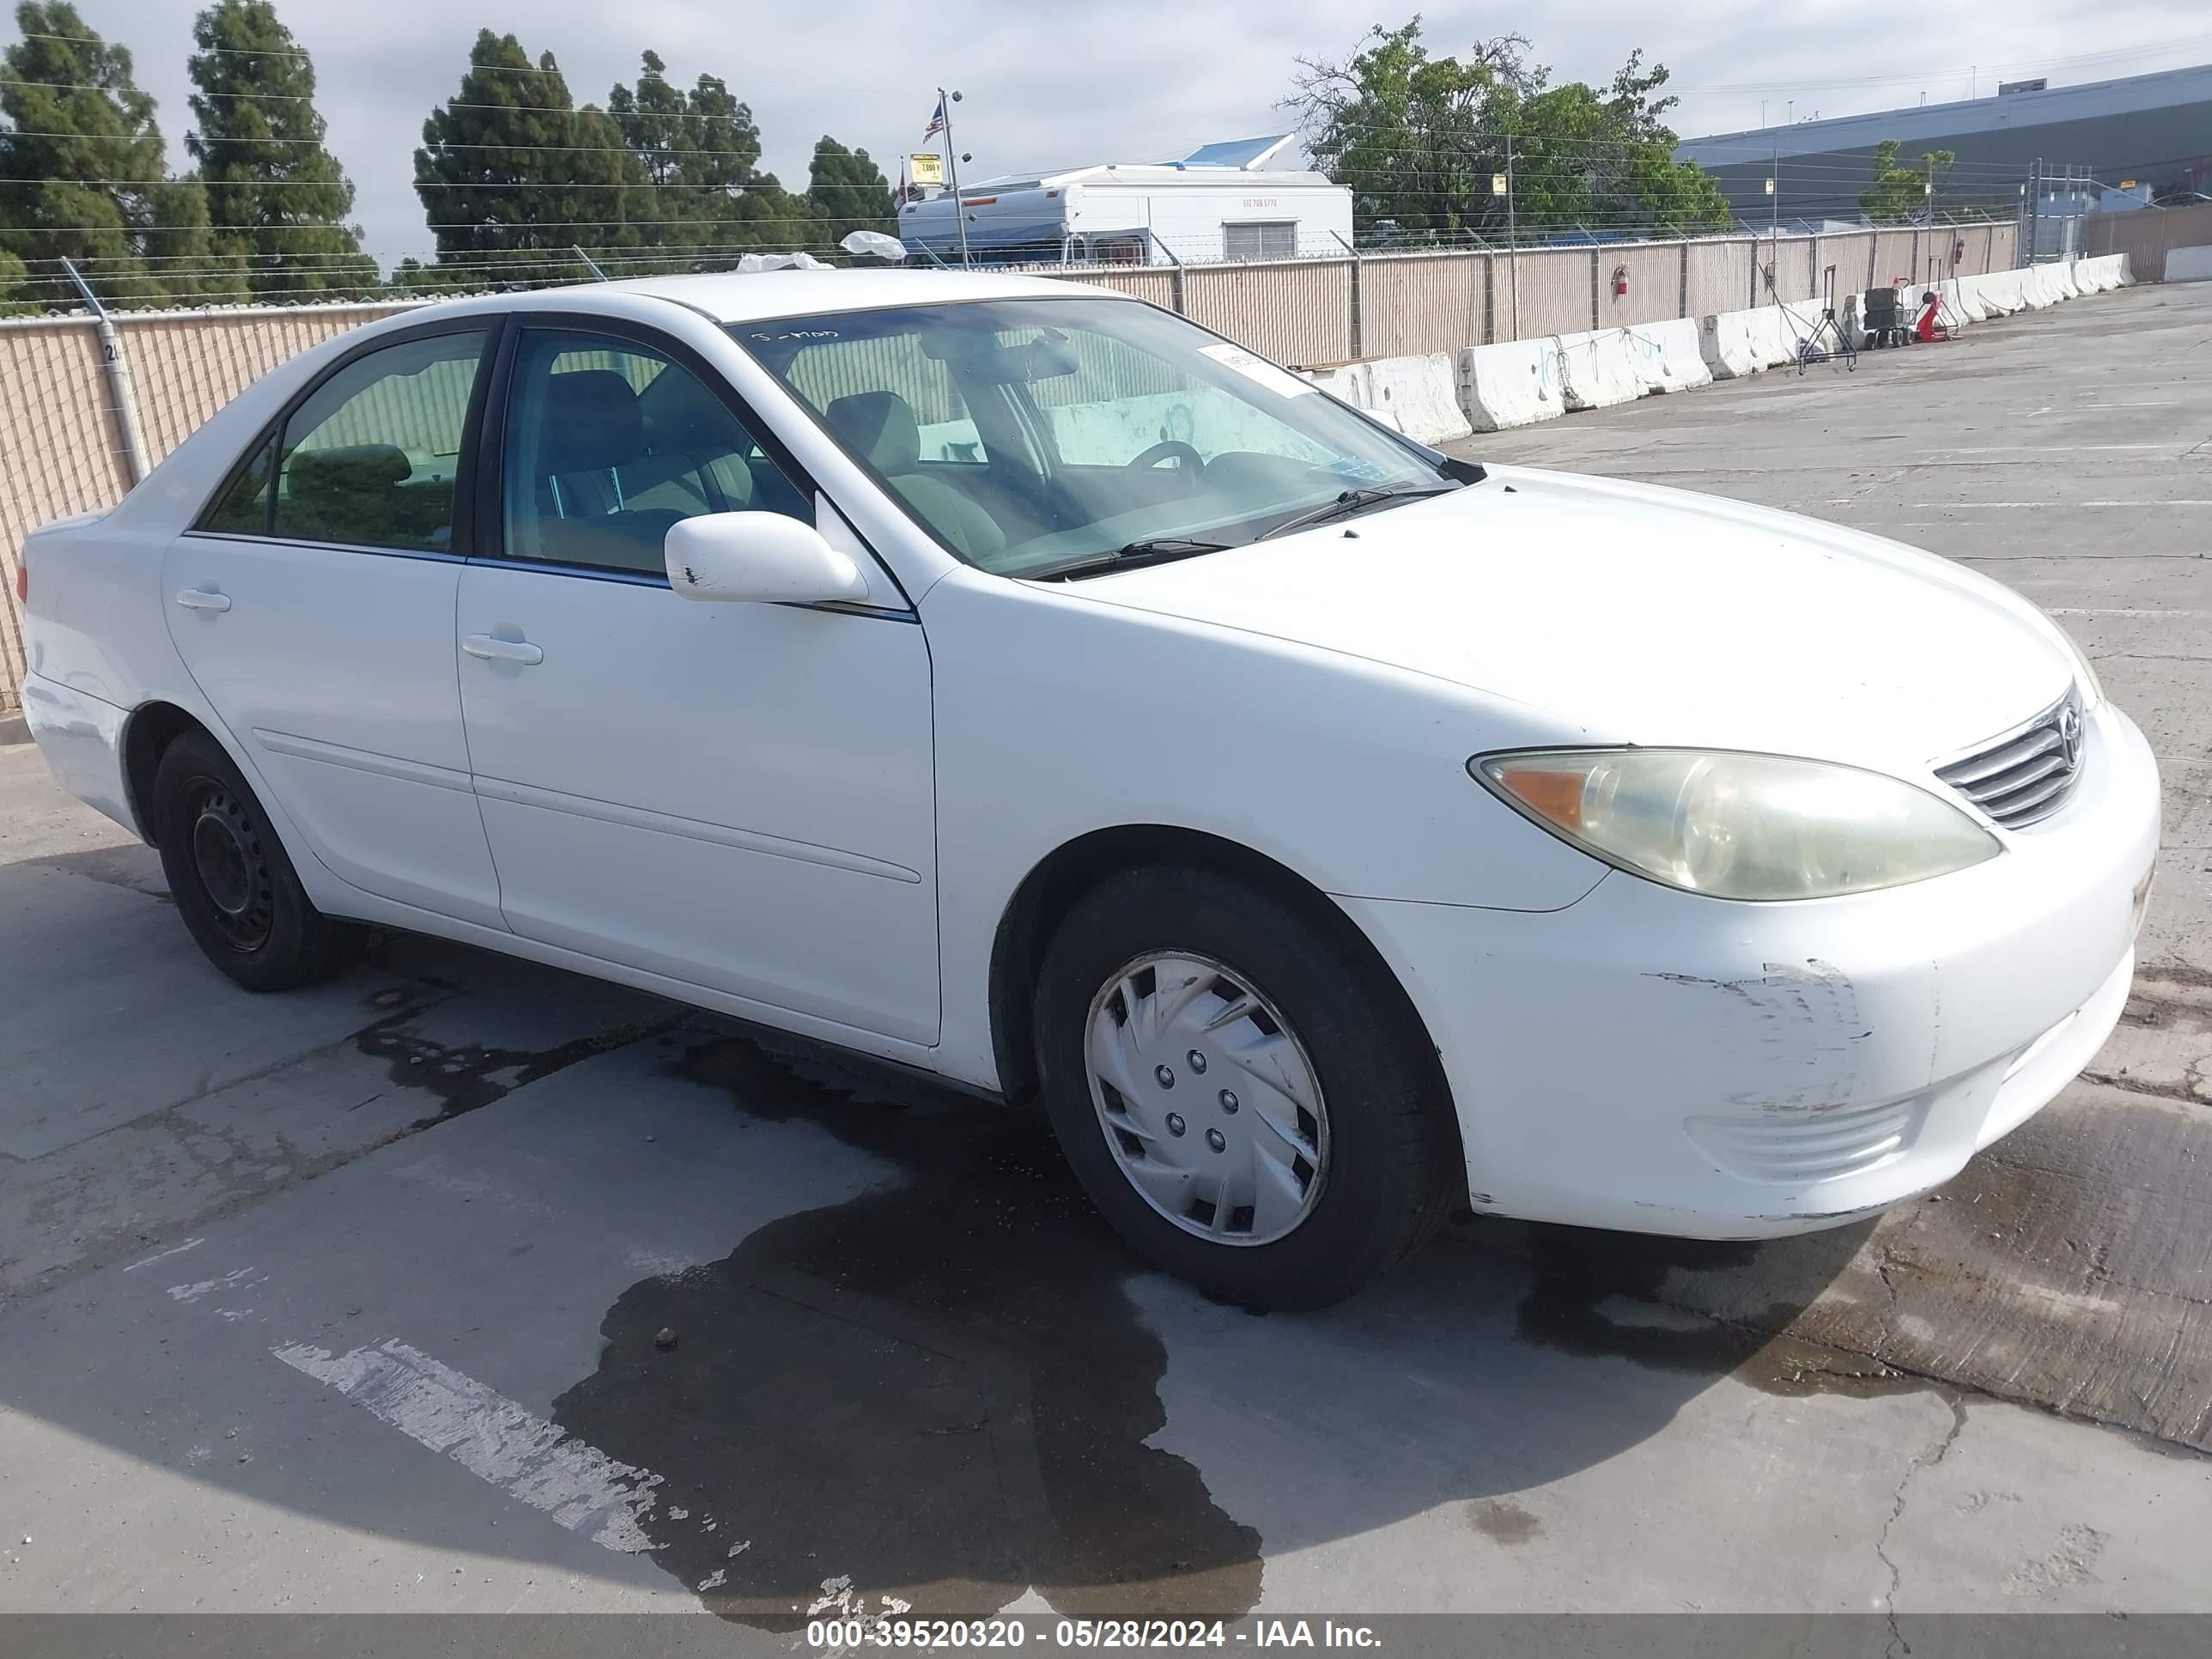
[462,633,544,666]
[174,588,232,612]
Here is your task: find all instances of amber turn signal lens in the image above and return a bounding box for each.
[1492,766,1586,830]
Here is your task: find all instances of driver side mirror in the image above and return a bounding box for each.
[665,512,869,605]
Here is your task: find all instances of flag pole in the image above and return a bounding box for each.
[939,87,973,269]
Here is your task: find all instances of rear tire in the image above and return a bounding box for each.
[1034,866,1459,1310]
[152,730,356,991]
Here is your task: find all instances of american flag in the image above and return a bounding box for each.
[922,96,946,143]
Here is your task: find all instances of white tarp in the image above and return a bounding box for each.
[1456,337,1565,429]
[1625,318,1712,394]
[1554,329,1643,410]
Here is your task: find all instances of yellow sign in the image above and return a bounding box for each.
[909,152,944,186]
[2119,179,2136,190]
[1491,173,1507,196]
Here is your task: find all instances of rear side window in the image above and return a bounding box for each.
[270,331,489,553]
[202,437,275,534]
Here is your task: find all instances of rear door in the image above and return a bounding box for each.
[161,320,508,928]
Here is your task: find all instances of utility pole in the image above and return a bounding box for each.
[1769,147,1780,301]
[2029,157,2042,263]
[939,86,973,270]
[1502,133,1518,341]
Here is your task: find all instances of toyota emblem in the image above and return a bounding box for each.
[2058,701,2083,771]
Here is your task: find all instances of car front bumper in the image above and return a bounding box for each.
[1339,699,2160,1238]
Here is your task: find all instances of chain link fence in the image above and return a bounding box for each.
[0,220,2022,714]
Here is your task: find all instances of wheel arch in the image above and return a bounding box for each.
[120,699,217,846]
[987,824,1459,1146]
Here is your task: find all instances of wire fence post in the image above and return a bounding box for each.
[1332,232,1363,362]
[1158,239,1185,316]
[61,258,150,487]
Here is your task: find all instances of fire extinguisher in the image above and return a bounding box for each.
[1611,264,1629,298]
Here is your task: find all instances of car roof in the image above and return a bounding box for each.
[470,267,1115,325]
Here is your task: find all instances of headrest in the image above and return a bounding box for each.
[824,391,921,475]
[641,367,742,457]
[538,369,646,475]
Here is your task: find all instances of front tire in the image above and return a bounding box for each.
[1035,866,1458,1310]
[152,730,356,991]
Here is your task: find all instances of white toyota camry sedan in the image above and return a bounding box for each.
[17,270,2159,1308]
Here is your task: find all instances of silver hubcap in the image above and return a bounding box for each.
[1084,952,1328,1247]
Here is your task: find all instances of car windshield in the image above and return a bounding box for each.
[732,296,1462,578]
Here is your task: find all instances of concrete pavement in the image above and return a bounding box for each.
[0,278,2207,1639]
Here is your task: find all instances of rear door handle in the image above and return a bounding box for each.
[174,588,232,612]
[462,633,544,666]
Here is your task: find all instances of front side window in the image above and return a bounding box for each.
[736,297,1455,576]
[498,329,808,576]
[272,330,487,552]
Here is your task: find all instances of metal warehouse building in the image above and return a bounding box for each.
[1677,63,2212,221]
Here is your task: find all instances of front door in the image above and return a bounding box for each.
[161,323,507,929]
[455,320,939,1044]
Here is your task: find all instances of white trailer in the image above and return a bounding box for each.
[897,136,1353,267]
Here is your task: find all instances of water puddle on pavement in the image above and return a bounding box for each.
[547,1029,1263,1629]
[1504,1218,1923,1400]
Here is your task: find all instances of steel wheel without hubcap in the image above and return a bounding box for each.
[1084,951,1329,1247]
[185,780,275,953]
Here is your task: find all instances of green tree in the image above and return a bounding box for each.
[186,0,374,299]
[0,2,236,306]
[0,245,29,312]
[805,137,894,245]
[1285,18,1729,241]
[1859,139,1955,222]
[605,52,819,264]
[415,29,640,280]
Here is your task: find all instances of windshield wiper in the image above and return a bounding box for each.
[1255,482,1461,542]
[1024,538,1235,581]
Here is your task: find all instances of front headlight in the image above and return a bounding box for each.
[1472,749,2002,902]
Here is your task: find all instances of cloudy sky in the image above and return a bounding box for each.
[34,1,2212,265]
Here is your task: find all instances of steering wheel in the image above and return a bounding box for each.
[1127,440,1205,490]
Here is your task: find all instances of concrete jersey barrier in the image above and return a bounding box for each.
[1298,362,1402,433]
[1364,352,1474,445]
[1456,337,1566,430]
[1298,355,1473,444]
[1978,270,2027,313]
[1939,276,1987,325]
[1554,329,1644,410]
[1698,308,1768,379]
[1625,318,1713,394]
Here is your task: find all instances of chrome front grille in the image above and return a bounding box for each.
[1934,687,2086,829]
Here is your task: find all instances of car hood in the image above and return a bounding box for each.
[1054,464,2075,775]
